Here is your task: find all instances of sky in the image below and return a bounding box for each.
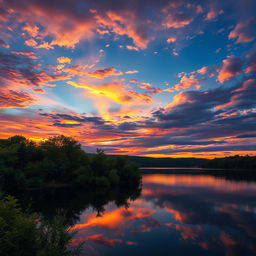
[0,0,256,158]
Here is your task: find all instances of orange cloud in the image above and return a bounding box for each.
[36,41,54,50]
[167,37,177,43]
[70,207,154,231]
[57,56,71,64]
[22,24,39,37]
[67,81,153,104]
[173,75,201,90]
[197,66,208,75]
[126,45,139,51]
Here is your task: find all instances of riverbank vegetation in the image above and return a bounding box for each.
[0,135,142,255]
[0,195,82,256]
[203,155,256,170]
[0,135,141,190]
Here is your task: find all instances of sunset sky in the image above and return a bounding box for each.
[0,0,256,158]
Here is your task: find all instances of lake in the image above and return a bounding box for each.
[71,172,256,256]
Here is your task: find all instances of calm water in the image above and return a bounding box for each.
[71,173,256,256]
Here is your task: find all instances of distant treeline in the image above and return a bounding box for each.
[107,155,208,167]
[0,135,141,190]
[203,155,256,170]
[106,155,256,170]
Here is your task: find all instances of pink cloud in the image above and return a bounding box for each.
[0,39,10,48]
[205,8,223,21]
[125,70,139,74]
[86,234,122,248]
[229,18,256,43]
[24,38,38,47]
[11,50,38,60]
[218,57,242,83]
[245,47,256,74]
[0,90,36,108]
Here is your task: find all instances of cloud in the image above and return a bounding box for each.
[173,74,202,90]
[126,70,139,74]
[94,9,153,49]
[205,8,223,21]
[68,81,153,104]
[245,47,256,74]
[57,56,71,64]
[70,206,154,231]
[126,45,139,51]
[0,51,70,90]
[11,50,38,60]
[87,67,123,79]
[229,18,256,43]
[218,57,242,83]
[2,0,156,50]
[215,79,256,110]
[0,39,9,48]
[162,2,196,29]
[163,15,193,29]
[130,79,162,95]
[24,38,38,47]
[167,37,177,43]
[41,112,106,127]
[22,24,40,37]
[197,67,208,75]
[0,90,36,108]
[63,66,123,79]
[86,234,122,248]
[149,88,229,128]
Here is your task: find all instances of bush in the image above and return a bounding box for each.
[0,195,82,256]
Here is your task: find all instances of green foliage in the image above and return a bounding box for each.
[0,135,141,190]
[109,169,119,185]
[0,196,81,256]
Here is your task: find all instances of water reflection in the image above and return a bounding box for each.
[73,174,256,256]
[8,185,141,226]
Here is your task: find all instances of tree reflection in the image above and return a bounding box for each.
[6,184,142,226]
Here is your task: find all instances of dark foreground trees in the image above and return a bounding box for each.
[0,135,142,255]
[0,135,141,190]
[0,195,82,256]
